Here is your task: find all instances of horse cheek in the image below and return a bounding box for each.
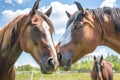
[82,32,97,52]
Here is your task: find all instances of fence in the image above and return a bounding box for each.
[16,71,81,80]
[16,71,120,80]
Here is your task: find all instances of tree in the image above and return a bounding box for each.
[105,54,120,63]
[71,55,93,72]
[16,64,39,71]
[105,54,120,72]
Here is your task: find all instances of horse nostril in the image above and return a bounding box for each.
[57,52,62,62]
[48,58,55,68]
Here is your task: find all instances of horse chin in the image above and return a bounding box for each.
[59,61,71,71]
[40,64,54,74]
[63,65,71,71]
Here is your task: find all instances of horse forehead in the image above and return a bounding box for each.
[95,59,100,64]
[31,14,43,25]
[31,12,54,33]
[31,11,45,24]
[40,12,54,33]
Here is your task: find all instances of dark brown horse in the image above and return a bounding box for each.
[56,1,120,70]
[91,55,114,80]
[0,0,59,80]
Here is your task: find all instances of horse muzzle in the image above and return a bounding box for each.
[40,57,59,74]
[63,58,72,71]
[57,52,72,71]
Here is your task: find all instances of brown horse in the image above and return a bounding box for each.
[56,1,120,70]
[91,55,114,80]
[0,0,59,80]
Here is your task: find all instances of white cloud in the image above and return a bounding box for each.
[49,2,77,34]
[15,0,24,4]
[5,0,28,5]
[5,0,13,4]
[100,0,117,8]
[40,1,77,34]
[2,8,30,23]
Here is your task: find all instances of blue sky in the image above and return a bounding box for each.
[0,0,120,67]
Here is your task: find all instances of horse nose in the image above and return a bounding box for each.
[48,58,55,68]
[57,52,62,62]
[47,57,59,69]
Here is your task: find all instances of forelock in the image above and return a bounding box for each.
[36,11,54,33]
[66,11,84,29]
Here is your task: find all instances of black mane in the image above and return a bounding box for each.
[88,7,120,32]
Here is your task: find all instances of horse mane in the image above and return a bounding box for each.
[0,14,28,51]
[87,7,120,32]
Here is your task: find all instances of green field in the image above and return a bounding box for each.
[16,72,120,80]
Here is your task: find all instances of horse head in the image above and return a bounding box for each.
[57,2,102,70]
[19,0,59,73]
[93,55,104,80]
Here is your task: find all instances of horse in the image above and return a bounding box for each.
[0,0,59,80]
[91,55,114,80]
[56,1,120,70]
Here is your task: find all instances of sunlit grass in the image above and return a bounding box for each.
[15,72,120,80]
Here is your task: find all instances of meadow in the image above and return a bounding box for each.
[16,72,120,80]
[15,55,120,80]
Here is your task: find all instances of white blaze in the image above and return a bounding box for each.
[60,22,73,46]
[42,21,57,61]
[97,64,101,77]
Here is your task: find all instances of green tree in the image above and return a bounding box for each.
[16,64,39,71]
[105,54,120,63]
[71,55,93,72]
[105,54,120,72]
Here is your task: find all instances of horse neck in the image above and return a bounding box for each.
[0,17,23,71]
[99,14,120,53]
[101,62,110,80]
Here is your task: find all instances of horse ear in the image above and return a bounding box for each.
[100,55,103,62]
[45,7,52,17]
[94,55,96,60]
[65,11,72,18]
[29,0,40,16]
[74,2,84,14]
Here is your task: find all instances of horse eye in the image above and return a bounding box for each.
[74,25,82,30]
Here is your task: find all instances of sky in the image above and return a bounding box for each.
[0,0,120,68]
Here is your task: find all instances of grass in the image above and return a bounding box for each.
[15,72,120,80]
